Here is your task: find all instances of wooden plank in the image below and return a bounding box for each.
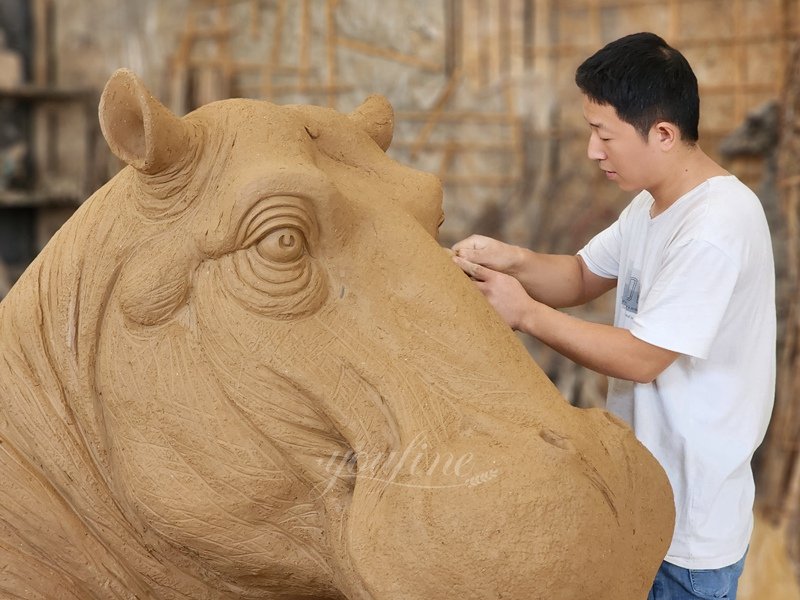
[188,26,233,38]
[463,0,479,86]
[589,0,601,45]
[477,0,491,87]
[499,0,512,76]
[397,109,520,124]
[236,83,352,95]
[503,85,525,180]
[217,0,234,99]
[326,0,337,107]
[668,0,680,41]
[437,142,458,180]
[271,0,287,68]
[394,140,519,151]
[300,0,312,90]
[487,0,500,84]
[444,0,460,76]
[508,31,800,56]
[439,174,520,187]
[733,0,746,123]
[337,37,441,71]
[249,0,261,39]
[523,0,535,70]
[31,0,48,85]
[409,70,463,159]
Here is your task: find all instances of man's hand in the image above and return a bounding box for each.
[453,255,536,331]
[453,250,678,382]
[452,235,523,275]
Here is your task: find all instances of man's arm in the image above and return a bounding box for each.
[452,235,616,308]
[520,302,679,384]
[453,258,678,383]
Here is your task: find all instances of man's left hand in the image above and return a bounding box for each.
[453,255,536,331]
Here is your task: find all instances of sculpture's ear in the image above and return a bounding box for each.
[99,68,193,174]
[348,94,394,152]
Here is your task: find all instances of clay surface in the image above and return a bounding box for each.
[0,69,674,599]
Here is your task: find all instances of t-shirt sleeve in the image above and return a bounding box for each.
[577,217,623,279]
[629,239,739,359]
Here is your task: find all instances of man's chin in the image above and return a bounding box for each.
[614,179,641,193]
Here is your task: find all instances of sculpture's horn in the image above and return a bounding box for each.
[99,68,193,175]
[348,94,394,152]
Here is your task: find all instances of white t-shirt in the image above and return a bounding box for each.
[578,175,776,570]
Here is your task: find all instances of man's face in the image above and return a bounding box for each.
[582,96,660,193]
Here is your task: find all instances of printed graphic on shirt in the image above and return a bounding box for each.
[621,271,641,314]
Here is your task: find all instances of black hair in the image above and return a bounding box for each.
[575,32,699,143]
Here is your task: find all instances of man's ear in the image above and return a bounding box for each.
[652,121,679,150]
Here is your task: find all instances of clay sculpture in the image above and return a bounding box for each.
[0,69,674,599]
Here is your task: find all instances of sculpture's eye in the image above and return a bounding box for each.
[217,196,328,319]
[256,227,306,263]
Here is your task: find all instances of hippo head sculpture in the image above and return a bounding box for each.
[0,69,674,599]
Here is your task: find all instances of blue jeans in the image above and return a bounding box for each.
[647,551,747,600]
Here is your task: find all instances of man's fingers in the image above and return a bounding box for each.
[452,234,488,255]
[452,255,489,281]
[453,246,485,264]
[473,279,490,294]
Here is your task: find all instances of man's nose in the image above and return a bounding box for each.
[587,135,607,161]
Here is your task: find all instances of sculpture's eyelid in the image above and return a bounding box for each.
[242,214,309,249]
[239,198,314,248]
[242,217,282,248]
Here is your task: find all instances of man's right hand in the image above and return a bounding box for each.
[451,235,523,276]
[452,235,617,309]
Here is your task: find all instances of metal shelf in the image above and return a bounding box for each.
[0,188,81,208]
[0,85,95,102]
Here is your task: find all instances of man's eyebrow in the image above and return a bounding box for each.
[583,115,603,128]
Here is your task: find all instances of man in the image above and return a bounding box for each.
[453,32,775,600]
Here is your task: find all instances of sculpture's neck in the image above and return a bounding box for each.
[0,189,220,600]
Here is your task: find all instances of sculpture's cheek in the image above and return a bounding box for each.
[117,233,194,327]
[95,315,341,588]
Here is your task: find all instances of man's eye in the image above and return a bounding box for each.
[600,137,611,142]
